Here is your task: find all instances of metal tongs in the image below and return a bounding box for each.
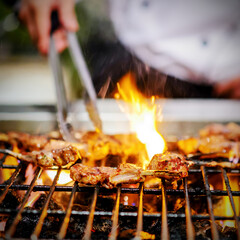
[49,11,102,142]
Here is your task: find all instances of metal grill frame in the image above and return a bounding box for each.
[0,155,240,239]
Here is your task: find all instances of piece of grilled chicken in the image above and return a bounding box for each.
[70,163,145,189]
[0,131,146,162]
[70,152,189,188]
[0,145,81,167]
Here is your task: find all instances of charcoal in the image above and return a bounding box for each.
[65,216,87,239]
[222,226,237,239]
[91,217,112,239]
[33,193,63,210]
[0,190,21,209]
[96,195,115,211]
[5,212,63,238]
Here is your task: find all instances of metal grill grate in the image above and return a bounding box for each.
[0,153,240,240]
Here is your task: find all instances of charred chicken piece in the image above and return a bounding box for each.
[70,163,144,189]
[0,145,81,167]
[70,153,188,188]
[177,135,239,163]
[0,132,49,151]
[199,122,240,141]
[147,152,188,180]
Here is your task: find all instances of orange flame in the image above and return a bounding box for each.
[45,170,73,185]
[0,145,19,183]
[115,72,166,168]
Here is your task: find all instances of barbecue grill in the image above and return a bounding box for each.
[0,99,240,239]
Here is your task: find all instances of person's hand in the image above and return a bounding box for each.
[214,78,240,99]
[19,0,79,55]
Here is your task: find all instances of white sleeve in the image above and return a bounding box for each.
[109,0,240,84]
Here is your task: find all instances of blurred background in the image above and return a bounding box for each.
[0,0,216,107]
[0,0,119,105]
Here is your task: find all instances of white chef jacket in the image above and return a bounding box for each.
[109,0,240,84]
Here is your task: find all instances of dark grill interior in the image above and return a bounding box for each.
[0,152,240,239]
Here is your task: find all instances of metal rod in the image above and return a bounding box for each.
[0,150,8,167]
[109,186,121,240]
[201,166,219,240]
[57,182,78,240]
[83,186,99,240]
[221,168,240,240]
[31,167,62,240]
[5,167,42,239]
[161,179,170,240]
[184,178,195,240]
[0,184,240,196]
[134,183,144,240]
[0,163,22,204]
[0,207,239,220]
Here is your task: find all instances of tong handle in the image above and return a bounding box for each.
[51,10,61,34]
[49,11,77,142]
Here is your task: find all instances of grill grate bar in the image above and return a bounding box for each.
[1,184,240,196]
[221,168,240,240]
[201,166,220,240]
[0,163,22,204]
[161,179,170,240]
[0,151,9,167]
[83,186,99,240]
[5,167,42,239]
[109,186,121,240]
[31,167,61,240]
[184,178,195,240]
[57,181,78,240]
[1,207,239,220]
[134,182,144,240]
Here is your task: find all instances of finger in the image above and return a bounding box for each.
[231,90,240,99]
[58,0,79,31]
[19,3,29,24]
[31,4,51,54]
[215,78,240,98]
[53,28,68,53]
[215,82,235,97]
[25,12,38,42]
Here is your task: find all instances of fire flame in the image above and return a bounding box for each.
[114,72,166,168]
[45,170,73,185]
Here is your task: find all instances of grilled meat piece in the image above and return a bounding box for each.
[75,131,147,161]
[177,135,239,163]
[0,145,81,167]
[1,131,147,163]
[0,132,48,151]
[70,163,144,189]
[199,122,240,141]
[70,152,188,188]
[147,152,188,180]
[104,163,144,188]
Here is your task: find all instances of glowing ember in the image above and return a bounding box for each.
[115,72,166,168]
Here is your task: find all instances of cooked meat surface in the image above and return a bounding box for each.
[147,152,188,180]
[199,122,240,141]
[0,132,49,151]
[70,152,188,188]
[177,135,239,163]
[0,131,147,163]
[70,163,144,189]
[2,145,81,167]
